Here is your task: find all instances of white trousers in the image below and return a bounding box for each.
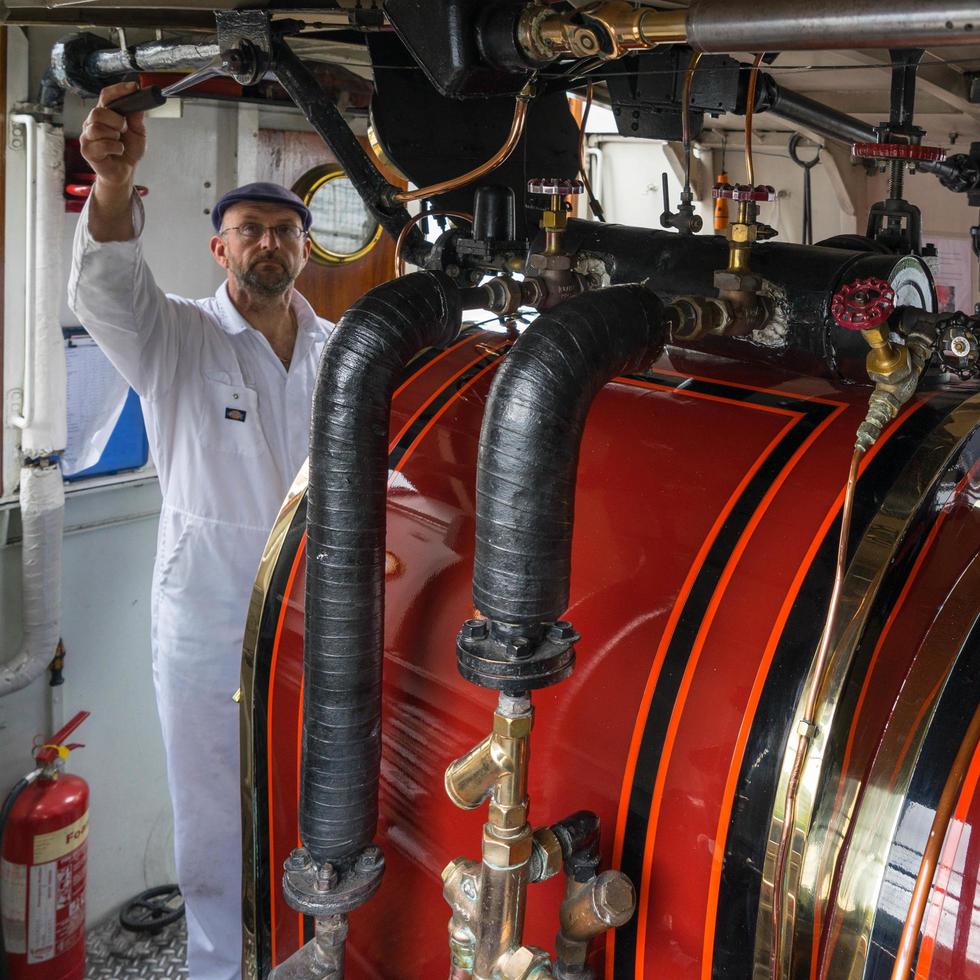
[154,645,243,980]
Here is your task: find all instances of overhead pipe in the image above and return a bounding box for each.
[686,0,980,51]
[759,77,878,146]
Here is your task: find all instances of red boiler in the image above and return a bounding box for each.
[240,329,980,980]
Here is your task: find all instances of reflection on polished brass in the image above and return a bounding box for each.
[862,326,909,381]
[444,695,549,980]
[240,460,309,980]
[556,871,635,971]
[891,701,980,980]
[518,2,687,61]
[754,395,980,980]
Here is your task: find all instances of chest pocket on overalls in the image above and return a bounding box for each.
[200,381,269,457]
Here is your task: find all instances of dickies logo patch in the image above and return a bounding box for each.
[225,407,248,423]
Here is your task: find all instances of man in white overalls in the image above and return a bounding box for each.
[68,80,333,980]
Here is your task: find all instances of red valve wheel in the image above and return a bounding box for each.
[711,183,777,203]
[851,142,946,163]
[830,277,895,331]
[527,178,585,196]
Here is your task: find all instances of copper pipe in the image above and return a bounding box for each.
[744,53,765,187]
[770,447,863,978]
[394,97,529,204]
[681,51,703,199]
[394,210,472,278]
[578,82,602,219]
[890,701,980,980]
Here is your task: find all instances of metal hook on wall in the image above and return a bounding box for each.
[788,132,822,246]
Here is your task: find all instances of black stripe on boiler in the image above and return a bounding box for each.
[387,348,508,471]
[613,378,834,977]
[712,391,973,980]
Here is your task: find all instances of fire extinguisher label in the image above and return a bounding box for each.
[0,859,27,953]
[32,811,89,864]
[24,837,87,965]
[27,863,57,962]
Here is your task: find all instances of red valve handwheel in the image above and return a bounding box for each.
[527,178,585,196]
[851,142,946,163]
[830,277,895,331]
[711,183,777,203]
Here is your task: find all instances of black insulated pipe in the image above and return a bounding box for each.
[302,271,462,866]
[472,286,666,630]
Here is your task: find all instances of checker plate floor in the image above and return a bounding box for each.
[85,912,187,980]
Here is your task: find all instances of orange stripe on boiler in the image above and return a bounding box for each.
[913,737,980,979]
[701,398,930,980]
[267,532,306,966]
[634,415,801,976]
[389,344,504,450]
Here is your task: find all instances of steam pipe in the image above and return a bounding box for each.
[760,77,878,146]
[472,286,666,630]
[686,0,980,51]
[302,271,462,868]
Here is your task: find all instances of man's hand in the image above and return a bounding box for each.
[80,81,147,241]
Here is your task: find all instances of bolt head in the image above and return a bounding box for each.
[462,619,488,640]
[284,847,312,872]
[356,845,383,874]
[547,620,577,643]
[506,636,533,659]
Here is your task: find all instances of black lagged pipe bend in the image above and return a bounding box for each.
[473,285,667,630]
[303,271,462,866]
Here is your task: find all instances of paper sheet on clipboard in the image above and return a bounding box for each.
[61,334,130,477]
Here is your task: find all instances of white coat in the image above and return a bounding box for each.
[68,199,332,980]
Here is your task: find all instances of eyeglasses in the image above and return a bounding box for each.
[220,222,306,242]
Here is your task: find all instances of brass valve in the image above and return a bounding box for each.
[518,1,686,62]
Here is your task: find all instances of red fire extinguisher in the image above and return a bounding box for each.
[1,712,90,980]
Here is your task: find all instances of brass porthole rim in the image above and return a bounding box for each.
[293,165,382,266]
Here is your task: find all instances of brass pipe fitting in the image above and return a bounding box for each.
[445,695,542,980]
[555,872,636,974]
[519,2,687,61]
[862,326,910,382]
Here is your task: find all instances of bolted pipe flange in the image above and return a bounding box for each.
[456,620,578,692]
[281,847,385,917]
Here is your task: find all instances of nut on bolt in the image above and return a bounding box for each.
[462,618,489,640]
[498,945,553,980]
[355,845,383,874]
[284,847,312,872]
[547,621,577,643]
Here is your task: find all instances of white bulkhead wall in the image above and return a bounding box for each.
[1,25,259,926]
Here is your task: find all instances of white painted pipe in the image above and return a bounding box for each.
[9,113,37,432]
[0,464,64,697]
[0,117,67,698]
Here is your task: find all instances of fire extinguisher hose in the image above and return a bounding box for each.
[0,770,41,980]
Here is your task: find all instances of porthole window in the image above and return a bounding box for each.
[293,165,382,265]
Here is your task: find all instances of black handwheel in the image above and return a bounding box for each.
[119,884,185,933]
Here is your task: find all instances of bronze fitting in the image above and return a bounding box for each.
[497,946,554,980]
[446,706,531,810]
[483,824,534,869]
[862,326,911,382]
[556,872,636,962]
[530,828,563,882]
[668,295,733,343]
[519,2,686,61]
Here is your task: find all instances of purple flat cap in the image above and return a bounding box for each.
[211,181,312,232]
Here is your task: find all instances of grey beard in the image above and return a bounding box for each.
[235,259,293,297]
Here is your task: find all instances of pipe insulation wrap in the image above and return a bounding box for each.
[25,120,67,456]
[472,285,666,627]
[302,271,462,865]
[0,466,65,696]
[687,0,980,51]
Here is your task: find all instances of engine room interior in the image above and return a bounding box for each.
[1,3,980,980]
